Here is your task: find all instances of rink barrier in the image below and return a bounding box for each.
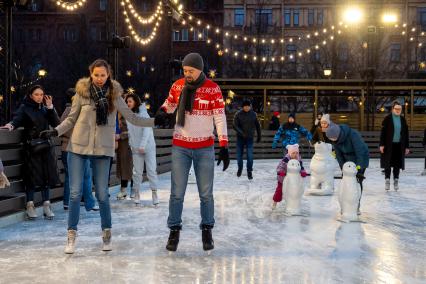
[0,128,174,217]
[0,128,424,217]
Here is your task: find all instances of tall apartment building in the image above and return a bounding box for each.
[222,0,426,79]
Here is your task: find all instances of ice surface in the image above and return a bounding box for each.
[0,159,425,284]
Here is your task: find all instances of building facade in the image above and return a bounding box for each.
[222,0,426,79]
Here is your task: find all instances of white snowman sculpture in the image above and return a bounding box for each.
[308,142,336,196]
[283,159,305,216]
[338,161,361,222]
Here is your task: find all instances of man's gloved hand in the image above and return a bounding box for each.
[356,166,365,182]
[39,129,58,139]
[300,170,308,178]
[272,141,277,149]
[154,108,168,127]
[217,147,230,171]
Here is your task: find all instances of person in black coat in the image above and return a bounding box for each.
[268,111,280,130]
[233,99,261,179]
[2,85,60,220]
[379,101,409,191]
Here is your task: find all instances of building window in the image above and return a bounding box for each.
[317,9,324,26]
[284,9,291,27]
[390,43,401,62]
[418,8,426,31]
[193,28,207,41]
[28,29,41,41]
[30,0,40,12]
[99,0,107,11]
[173,29,189,41]
[308,9,314,26]
[63,27,77,42]
[234,8,245,27]
[286,44,297,62]
[255,9,272,28]
[338,43,349,62]
[293,9,299,27]
[311,50,320,62]
[193,0,207,10]
[90,26,106,41]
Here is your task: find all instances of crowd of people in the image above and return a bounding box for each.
[0,53,425,256]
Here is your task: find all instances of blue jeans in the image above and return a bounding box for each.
[236,136,254,172]
[167,146,215,230]
[67,152,111,230]
[62,151,95,210]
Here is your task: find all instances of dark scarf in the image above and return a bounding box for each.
[176,72,206,127]
[90,83,109,126]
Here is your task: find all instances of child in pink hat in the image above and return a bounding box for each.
[272,144,307,209]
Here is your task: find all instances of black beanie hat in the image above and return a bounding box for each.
[242,99,251,107]
[182,52,204,71]
[288,112,296,119]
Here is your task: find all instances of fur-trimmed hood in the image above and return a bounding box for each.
[75,77,123,100]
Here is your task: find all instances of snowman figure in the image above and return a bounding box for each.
[338,162,361,222]
[308,142,336,196]
[283,159,305,216]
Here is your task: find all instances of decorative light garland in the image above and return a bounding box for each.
[54,0,87,11]
[179,9,424,48]
[120,0,163,25]
[122,5,164,46]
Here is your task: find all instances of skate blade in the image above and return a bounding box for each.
[44,215,54,220]
[26,215,37,221]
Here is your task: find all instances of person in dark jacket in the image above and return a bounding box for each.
[310,112,323,135]
[3,85,60,220]
[268,111,280,130]
[272,113,312,150]
[379,101,410,190]
[233,99,261,179]
[326,123,369,213]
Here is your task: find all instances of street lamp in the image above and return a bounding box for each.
[323,68,332,77]
[343,7,363,24]
[38,69,47,77]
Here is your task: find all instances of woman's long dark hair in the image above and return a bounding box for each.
[28,84,45,99]
[124,93,141,113]
[89,59,115,113]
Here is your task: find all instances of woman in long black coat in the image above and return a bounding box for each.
[3,85,60,219]
[379,101,409,191]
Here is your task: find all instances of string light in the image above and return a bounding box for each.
[54,0,87,11]
[122,5,163,46]
[120,0,163,25]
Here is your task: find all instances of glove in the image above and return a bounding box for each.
[277,171,286,183]
[356,172,365,182]
[272,141,277,149]
[300,170,308,178]
[257,136,261,143]
[154,108,168,127]
[216,147,230,171]
[0,172,10,188]
[39,129,58,139]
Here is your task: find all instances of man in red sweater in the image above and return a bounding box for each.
[155,53,229,252]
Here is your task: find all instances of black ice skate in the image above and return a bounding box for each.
[166,229,180,252]
[202,228,214,251]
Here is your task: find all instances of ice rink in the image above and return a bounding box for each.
[0,159,425,284]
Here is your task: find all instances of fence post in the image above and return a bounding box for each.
[263,88,267,129]
[360,89,365,131]
[410,89,414,131]
[314,88,318,119]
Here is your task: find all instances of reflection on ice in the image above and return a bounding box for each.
[0,159,425,283]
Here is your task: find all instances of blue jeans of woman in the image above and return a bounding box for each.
[67,152,111,230]
[62,151,95,210]
[167,146,215,230]
[236,136,254,172]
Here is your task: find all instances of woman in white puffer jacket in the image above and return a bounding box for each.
[125,94,159,206]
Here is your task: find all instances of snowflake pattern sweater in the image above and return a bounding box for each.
[161,78,228,149]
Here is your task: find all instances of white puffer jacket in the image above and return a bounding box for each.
[127,103,156,153]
